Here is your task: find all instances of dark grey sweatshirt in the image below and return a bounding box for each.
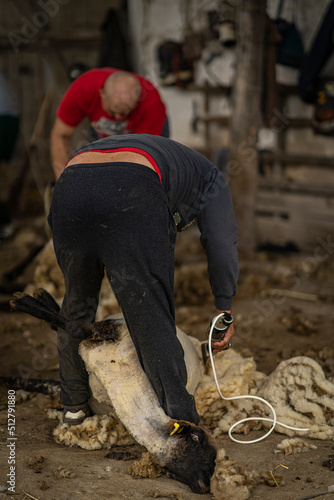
[71,134,239,310]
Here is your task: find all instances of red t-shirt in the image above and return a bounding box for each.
[57,68,167,137]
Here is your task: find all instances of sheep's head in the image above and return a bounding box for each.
[163,419,217,494]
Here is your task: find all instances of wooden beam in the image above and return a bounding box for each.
[186,83,300,97]
[0,36,101,51]
[259,151,334,168]
[257,177,334,196]
[196,116,314,128]
[228,0,267,251]
[196,115,230,125]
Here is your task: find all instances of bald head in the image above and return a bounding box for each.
[100,72,141,120]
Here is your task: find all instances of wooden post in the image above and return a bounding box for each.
[228,0,267,251]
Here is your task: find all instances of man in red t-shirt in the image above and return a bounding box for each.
[50,68,169,180]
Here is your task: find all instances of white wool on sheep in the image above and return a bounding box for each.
[50,323,202,455]
[52,340,334,452]
[30,243,333,440]
[176,326,202,395]
[258,356,334,439]
[25,242,334,442]
[274,437,317,455]
[22,243,334,496]
[48,322,334,499]
[77,323,202,465]
[210,448,260,500]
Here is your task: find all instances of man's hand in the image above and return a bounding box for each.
[211,309,235,353]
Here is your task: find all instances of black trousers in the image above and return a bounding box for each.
[48,162,200,424]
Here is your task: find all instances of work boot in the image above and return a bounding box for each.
[63,406,91,426]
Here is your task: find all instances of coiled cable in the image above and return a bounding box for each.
[208,313,310,444]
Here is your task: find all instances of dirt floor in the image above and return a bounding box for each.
[0,215,333,500]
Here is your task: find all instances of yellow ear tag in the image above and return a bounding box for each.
[170,422,184,435]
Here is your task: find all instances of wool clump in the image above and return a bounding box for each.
[54,414,134,450]
[210,448,260,500]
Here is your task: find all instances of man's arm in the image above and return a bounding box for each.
[50,117,75,180]
[196,170,239,351]
[197,173,239,309]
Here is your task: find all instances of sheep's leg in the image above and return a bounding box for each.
[11,291,95,340]
[32,288,60,313]
[11,291,60,322]
[11,290,123,343]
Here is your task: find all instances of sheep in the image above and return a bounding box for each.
[9,290,334,497]
[10,289,217,495]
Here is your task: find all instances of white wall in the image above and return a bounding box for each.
[128,0,219,148]
[128,0,334,157]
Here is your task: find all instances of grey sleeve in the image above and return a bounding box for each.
[197,171,239,310]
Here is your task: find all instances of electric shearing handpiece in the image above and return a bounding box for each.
[201,312,233,365]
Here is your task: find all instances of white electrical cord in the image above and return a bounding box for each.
[208,313,310,444]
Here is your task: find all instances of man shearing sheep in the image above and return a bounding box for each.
[50,68,169,181]
[47,134,239,426]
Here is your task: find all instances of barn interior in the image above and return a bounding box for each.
[0,1,334,500]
